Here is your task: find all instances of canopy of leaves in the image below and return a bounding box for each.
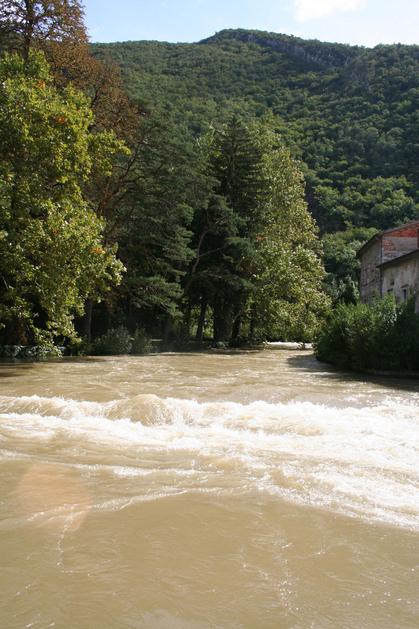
[0,51,124,344]
[0,0,86,58]
[253,146,329,341]
[93,30,419,235]
[182,117,328,343]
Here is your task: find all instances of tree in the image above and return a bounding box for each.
[0,0,138,150]
[0,52,125,344]
[342,176,418,230]
[184,117,268,342]
[0,1,151,343]
[0,0,86,59]
[251,147,329,342]
[182,118,328,344]
[107,113,215,342]
[322,227,377,304]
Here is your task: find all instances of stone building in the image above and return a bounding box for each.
[357,219,419,311]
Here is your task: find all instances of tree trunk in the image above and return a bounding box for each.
[213,297,233,343]
[163,315,173,347]
[249,303,257,340]
[183,299,192,338]
[3,319,29,345]
[81,299,93,343]
[231,314,241,341]
[231,298,242,341]
[195,297,207,345]
[23,3,35,61]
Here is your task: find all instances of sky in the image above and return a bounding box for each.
[84,0,419,48]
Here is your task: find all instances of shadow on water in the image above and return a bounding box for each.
[0,355,109,376]
[287,353,419,394]
[0,370,26,379]
[0,363,36,378]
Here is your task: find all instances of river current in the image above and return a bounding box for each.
[0,350,418,628]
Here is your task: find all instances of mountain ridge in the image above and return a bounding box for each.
[92,28,419,235]
[199,29,361,69]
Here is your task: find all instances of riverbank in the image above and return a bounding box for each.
[317,355,419,381]
[265,341,313,350]
[0,345,64,360]
[0,339,312,361]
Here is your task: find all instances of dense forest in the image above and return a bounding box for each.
[94,30,419,303]
[1,3,418,353]
[94,29,419,228]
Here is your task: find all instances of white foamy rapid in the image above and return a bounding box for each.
[1,393,418,530]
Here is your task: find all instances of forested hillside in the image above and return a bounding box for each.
[0,4,330,350]
[94,30,419,231]
[93,29,419,304]
[2,8,418,350]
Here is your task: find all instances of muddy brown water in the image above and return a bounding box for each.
[0,350,418,628]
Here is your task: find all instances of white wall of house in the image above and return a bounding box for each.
[382,234,419,262]
[359,221,419,305]
[381,256,419,312]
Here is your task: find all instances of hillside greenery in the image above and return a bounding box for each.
[93,29,419,301]
[2,8,419,351]
[93,29,419,218]
[0,50,124,345]
[0,5,330,350]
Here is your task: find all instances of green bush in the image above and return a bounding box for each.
[91,327,132,356]
[0,345,63,360]
[315,297,419,371]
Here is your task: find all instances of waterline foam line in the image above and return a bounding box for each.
[0,394,418,531]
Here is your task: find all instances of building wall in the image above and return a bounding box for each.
[359,222,419,303]
[382,224,419,263]
[381,257,419,312]
[359,240,382,302]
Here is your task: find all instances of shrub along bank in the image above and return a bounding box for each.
[0,328,153,359]
[315,297,419,372]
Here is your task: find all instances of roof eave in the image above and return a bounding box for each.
[378,248,419,269]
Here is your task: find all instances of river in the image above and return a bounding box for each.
[0,350,418,628]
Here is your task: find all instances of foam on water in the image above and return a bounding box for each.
[0,394,418,530]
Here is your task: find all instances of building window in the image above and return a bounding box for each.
[402,286,409,301]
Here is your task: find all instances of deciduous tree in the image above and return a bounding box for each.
[252,147,329,341]
[0,0,86,59]
[0,52,125,344]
